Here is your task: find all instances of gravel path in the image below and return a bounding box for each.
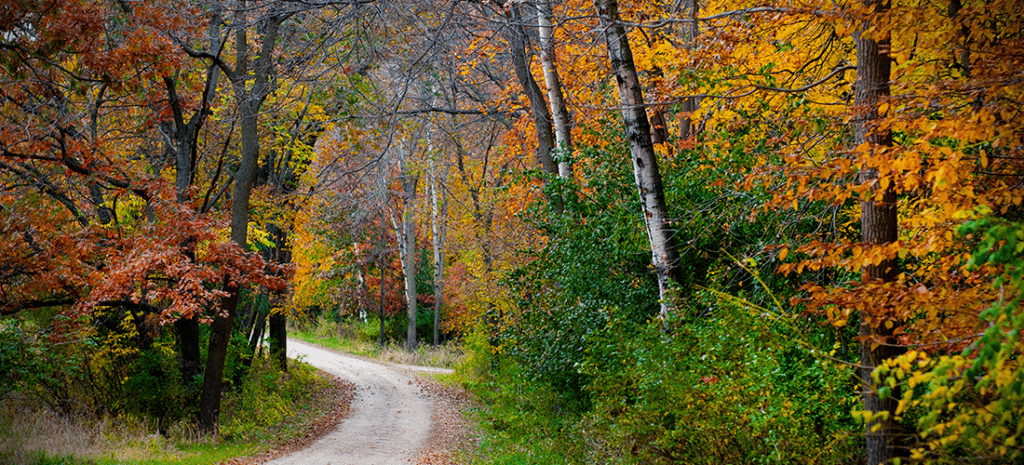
[265,339,453,465]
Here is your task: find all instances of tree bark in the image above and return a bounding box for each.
[430,157,448,347]
[165,11,221,401]
[269,310,287,368]
[595,0,683,323]
[506,5,558,176]
[678,0,700,141]
[379,226,388,348]
[536,0,573,178]
[268,224,289,371]
[401,164,420,352]
[853,1,905,462]
[199,280,238,431]
[246,293,267,359]
[173,317,202,388]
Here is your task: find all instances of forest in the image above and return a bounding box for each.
[0,0,1022,463]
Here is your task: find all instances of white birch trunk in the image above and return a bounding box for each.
[506,5,558,176]
[595,0,682,323]
[429,160,447,346]
[355,243,368,322]
[399,152,419,352]
[536,0,573,178]
[426,79,449,347]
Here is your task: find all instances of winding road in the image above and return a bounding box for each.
[265,339,452,465]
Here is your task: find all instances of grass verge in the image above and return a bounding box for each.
[1,356,353,465]
[289,322,462,369]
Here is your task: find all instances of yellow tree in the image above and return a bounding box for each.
[751,0,1024,462]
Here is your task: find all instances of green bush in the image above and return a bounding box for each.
[220,356,323,441]
[383,304,441,344]
[467,355,596,465]
[581,299,862,465]
[1,320,29,398]
[117,343,194,422]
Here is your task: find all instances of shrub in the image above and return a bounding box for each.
[219,356,323,441]
[582,300,862,464]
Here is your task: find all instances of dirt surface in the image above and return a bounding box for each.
[262,339,464,465]
[412,378,478,465]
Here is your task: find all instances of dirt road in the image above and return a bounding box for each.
[265,340,452,465]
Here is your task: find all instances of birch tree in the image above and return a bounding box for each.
[535,0,573,178]
[426,82,450,347]
[397,142,420,352]
[594,0,683,322]
[506,4,558,176]
[429,160,448,346]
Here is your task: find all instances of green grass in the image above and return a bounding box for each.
[290,326,378,357]
[90,442,258,465]
[0,451,90,465]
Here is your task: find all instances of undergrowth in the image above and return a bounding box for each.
[456,298,864,465]
[0,356,336,465]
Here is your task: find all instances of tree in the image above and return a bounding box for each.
[429,154,449,347]
[594,0,683,322]
[0,0,289,430]
[535,0,574,178]
[425,81,450,347]
[757,0,1024,461]
[187,0,292,432]
[850,0,905,460]
[397,142,420,352]
[505,3,559,177]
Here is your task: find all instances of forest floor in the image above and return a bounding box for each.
[249,339,474,465]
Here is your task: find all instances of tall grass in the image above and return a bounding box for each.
[0,396,210,464]
[1,356,338,465]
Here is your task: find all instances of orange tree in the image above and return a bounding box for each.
[751,0,1024,462]
[0,0,292,423]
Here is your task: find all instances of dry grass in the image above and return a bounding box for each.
[373,342,463,369]
[0,356,347,465]
[0,397,195,464]
[291,320,464,369]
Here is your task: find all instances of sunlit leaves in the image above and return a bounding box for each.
[875,217,1024,462]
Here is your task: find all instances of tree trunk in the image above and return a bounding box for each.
[247,297,267,358]
[430,158,448,347]
[853,1,905,462]
[198,6,285,433]
[174,317,202,387]
[506,5,558,176]
[164,15,219,403]
[379,241,387,348]
[198,108,255,431]
[678,0,700,141]
[268,224,289,371]
[199,281,238,431]
[595,0,683,323]
[401,166,420,352]
[269,310,287,369]
[536,0,573,178]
